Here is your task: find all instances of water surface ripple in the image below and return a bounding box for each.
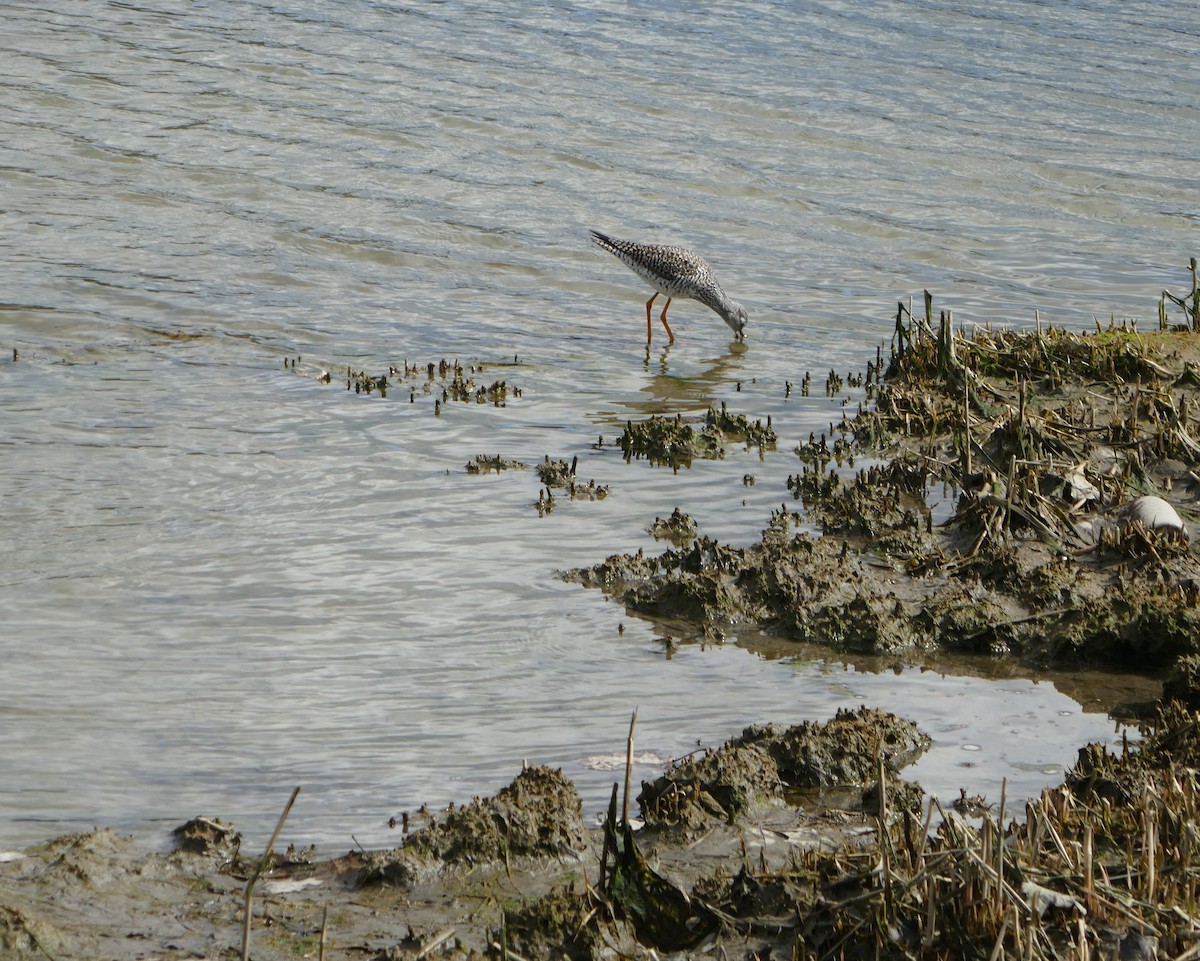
[1,0,1192,848]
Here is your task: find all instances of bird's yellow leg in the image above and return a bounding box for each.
[660,298,675,344]
[645,293,658,343]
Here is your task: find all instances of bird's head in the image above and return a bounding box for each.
[724,302,749,340]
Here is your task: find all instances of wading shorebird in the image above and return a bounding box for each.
[590,230,748,344]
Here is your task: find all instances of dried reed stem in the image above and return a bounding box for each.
[241,785,301,961]
[622,708,638,826]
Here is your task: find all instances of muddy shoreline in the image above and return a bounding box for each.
[7,290,1200,959]
[4,695,1199,960]
[571,309,1200,671]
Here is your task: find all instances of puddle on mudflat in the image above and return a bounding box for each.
[737,630,1161,716]
[593,620,1157,822]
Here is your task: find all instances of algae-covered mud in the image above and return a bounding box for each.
[617,403,777,468]
[569,296,1200,671]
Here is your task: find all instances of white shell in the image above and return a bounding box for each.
[262,877,323,894]
[1063,469,1099,504]
[1122,495,1186,533]
[1023,880,1085,917]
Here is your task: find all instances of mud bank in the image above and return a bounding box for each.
[4,697,1200,960]
[569,311,1200,671]
[0,710,912,960]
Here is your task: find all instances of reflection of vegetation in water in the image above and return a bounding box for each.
[625,342,747,416]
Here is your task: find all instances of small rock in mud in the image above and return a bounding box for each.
[1122,495,1187,534]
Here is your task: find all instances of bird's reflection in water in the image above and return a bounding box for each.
[616,338,750,419]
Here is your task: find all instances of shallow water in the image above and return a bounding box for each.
[0,0,1193,850]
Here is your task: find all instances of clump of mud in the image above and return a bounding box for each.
[638,706,929,829]
[292,354,522,408]
[740,705,930,787]
[499,885,640,961]
[465,454,527,474]
[533,456,609,514]
[1162,652,1200,709]
[535,456,607,499]
[648,506,698,544]
[705,402,778,451]
[638,736,781,828]
[1,904,61,959]
[567,530,1011,655]
[618,412,722,467]
[788,455,932,554]
[171,815,241,859]
[359,764,586,887]
[618,403,776,469]
[0,829,156,960]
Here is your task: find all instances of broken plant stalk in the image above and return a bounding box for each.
[240,785,300,961]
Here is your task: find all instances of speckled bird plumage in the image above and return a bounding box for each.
[590,230,748,343]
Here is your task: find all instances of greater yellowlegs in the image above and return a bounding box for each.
[590,230,748,344]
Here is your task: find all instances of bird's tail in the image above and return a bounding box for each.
[589,229,618,253]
